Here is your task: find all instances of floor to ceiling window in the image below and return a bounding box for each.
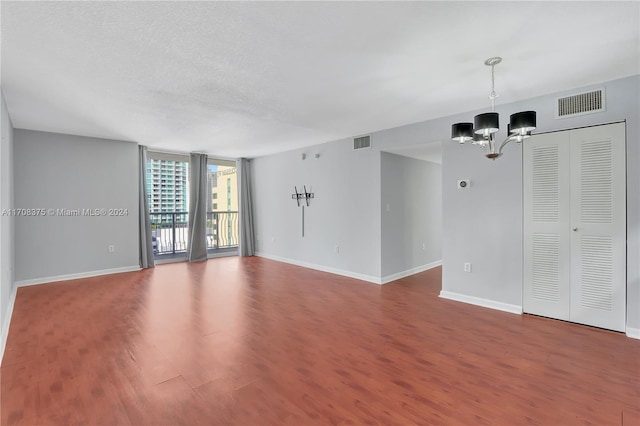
[206,158,239,256]
[145,153,238,261]
[146,151,190,261]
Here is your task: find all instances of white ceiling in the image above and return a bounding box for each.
[1,1,638,159]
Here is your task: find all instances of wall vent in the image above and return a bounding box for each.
[353,135,371,150]
[556,88,605,118]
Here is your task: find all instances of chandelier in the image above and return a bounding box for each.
[451,57,536,160]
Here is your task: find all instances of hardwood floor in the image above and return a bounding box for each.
[1,257,638,425]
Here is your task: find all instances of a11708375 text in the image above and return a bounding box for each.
[1,208,129,217]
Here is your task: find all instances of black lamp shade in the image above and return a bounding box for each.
[474,112,499,134]
[451,122,473,143]
[509,111,536,134]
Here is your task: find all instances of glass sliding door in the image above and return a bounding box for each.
[206,158,239,256]
[145,151,190,261]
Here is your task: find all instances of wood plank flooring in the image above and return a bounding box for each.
[2,257,638,425]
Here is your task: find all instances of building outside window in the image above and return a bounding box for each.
[146,152,189,258]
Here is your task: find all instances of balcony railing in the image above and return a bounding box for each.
[150,211,239,257]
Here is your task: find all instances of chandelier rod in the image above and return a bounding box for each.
[488,59,498,112]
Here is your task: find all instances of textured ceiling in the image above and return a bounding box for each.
[1,1,638,158]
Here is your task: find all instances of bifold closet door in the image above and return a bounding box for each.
[569,123,626,332]
[523,130,572,321]
[524,122,626,332]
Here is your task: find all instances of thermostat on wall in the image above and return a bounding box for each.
[457,179,470,189]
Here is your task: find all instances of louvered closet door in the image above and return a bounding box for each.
[524,131,572,321]
[569,123,626,332]
[524,122,626,332]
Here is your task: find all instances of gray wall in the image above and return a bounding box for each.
[14,130,139,282]
[381,152,441,278]
[441,135,524,306]
[252,138,381,281]
[1,90,15,351]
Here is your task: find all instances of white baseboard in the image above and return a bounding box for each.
[15,265,141,288]
[255,252,381,284]
[439,290,523,315]
[626,327,640,339]
[381,260,442,284]
[255,254,442,285]
[1,284,17,365]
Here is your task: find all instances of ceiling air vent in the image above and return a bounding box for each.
[556,88,605,118]
[353,135,371,150]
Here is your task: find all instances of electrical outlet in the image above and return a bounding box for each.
[422,243,426,251]
[464,262,472,273]
[108,245,115,253]
[335,245,340,254]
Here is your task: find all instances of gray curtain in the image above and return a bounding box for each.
[138,145,155,268]
[238,158,256,256]
[187,153,208,262]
